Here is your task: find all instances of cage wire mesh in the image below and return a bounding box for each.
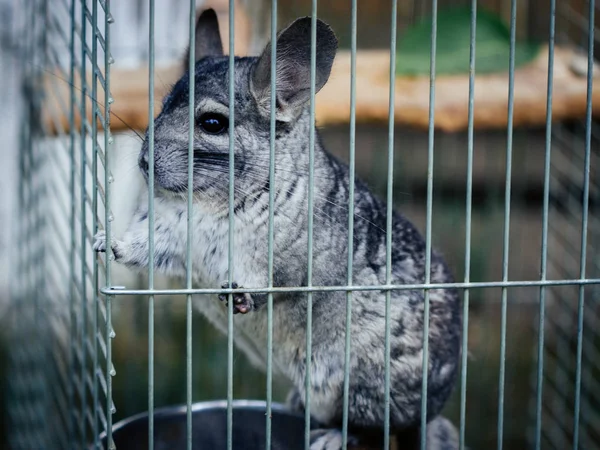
[1,0,599,449]
[3,0,115,448]
[525,1,600,449]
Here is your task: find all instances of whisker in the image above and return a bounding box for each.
[234,156,412,198]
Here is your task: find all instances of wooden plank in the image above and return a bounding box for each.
[41,44,600,135]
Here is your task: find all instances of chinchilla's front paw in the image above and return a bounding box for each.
[93,230,123,260]
[309,429,360,450]
[93,230,107,252]
[218,281,254,314]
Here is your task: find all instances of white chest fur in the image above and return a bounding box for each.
[150,197,291,377]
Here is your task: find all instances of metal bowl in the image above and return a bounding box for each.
[97,400,309,450]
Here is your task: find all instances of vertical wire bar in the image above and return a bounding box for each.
[19,15,33,431]
[304,1,318,448]
[12,3,26,444]
[580,233,599,447]
[40,1,51,443]
[534,1,556,448]
[186,2,195,450]
[572,1,594,447]
[420,0,438,447]
[265,0,277,448]
[342,0,357,448]
[9,0,22,438]
[91,0,100,445]
[148,0,156,448]
[227,1,236,449]
[103,0,114,447]
[384,0,399,447]
[459,0,477,447]
[32,1,46,444]
[68,0,77,446]
[497,1,517,448]
[79,0,88,445]
[23,0,32,436]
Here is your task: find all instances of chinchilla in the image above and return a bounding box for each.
[94,9,462,450]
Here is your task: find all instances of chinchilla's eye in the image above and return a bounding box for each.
[198,113,229,134]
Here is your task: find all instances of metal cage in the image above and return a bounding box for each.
[1,0,599,449]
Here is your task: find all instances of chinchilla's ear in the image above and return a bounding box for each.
[183,8,223,70]
[250,17,338,122]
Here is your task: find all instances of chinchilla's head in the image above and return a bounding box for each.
[138,8,337,206]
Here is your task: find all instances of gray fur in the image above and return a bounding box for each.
[302,416,459,450]
[183,8,224,72]
[94,10,461,449]
[251,17,337,122]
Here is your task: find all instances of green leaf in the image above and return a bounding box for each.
[396,6,541,76]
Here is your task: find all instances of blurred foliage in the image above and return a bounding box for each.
[396,7,541,76]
